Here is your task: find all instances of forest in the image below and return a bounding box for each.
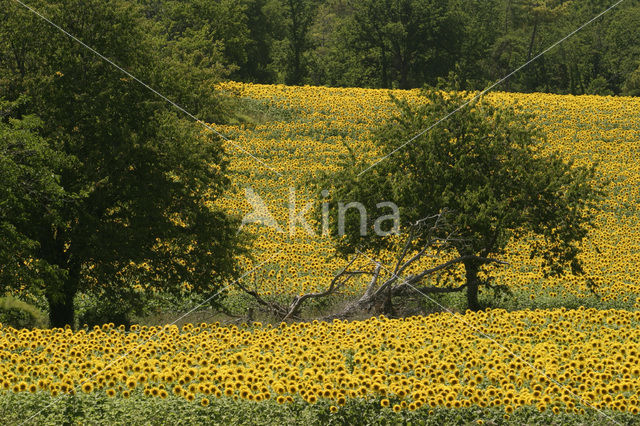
[136,0,640,94]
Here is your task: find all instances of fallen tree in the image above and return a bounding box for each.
[234,211,508,322]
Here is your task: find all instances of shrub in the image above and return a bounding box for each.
[0,295,46,329]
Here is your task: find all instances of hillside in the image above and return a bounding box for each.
[211,82,640,309]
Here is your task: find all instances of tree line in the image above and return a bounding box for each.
[137,0,640,95]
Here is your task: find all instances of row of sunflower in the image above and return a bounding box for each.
[1,308,639,414]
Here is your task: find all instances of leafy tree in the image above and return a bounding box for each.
[242,0,279,82]
[139,0,254,103]
[285,0,321,85]
[551,0,613,95]
[0,0,242,327]
[268,0,318,85]
[603,6,640,92]
[305,0,356,86]
[622,64,640,96]
[0,100,69,294]
[449,0,501,89]
[320,90,601,310]
[345,0,464,89]
[133,0,640,93]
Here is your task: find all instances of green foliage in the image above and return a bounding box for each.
[75,292,132,329]
[348,0,463,89]
[139,0,279,84]
[0,100,70,293]
[622,64,640,97]
[602,5,640,92]
[119,1,640,93]
[0,391,636,425]
[0,295,46,329]
[0,0,243,328]
[319,90,601,309]
[267,0,319,85]
[264,0,640,93]
[69,0,640,93]
[586,76,613,96]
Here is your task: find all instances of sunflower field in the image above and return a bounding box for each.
[3,83,640,424]
[211,82,640,306]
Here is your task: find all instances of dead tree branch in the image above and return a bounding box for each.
[234,211,508,322]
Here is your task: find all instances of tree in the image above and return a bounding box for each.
[241,0,279,82]
[622,64,640,96]
[345,0,464,89]
[231,211,502,321]
[450,0,501,90]
[305,0,360,86]
[267,0,318,85]
[319,89,601,310]
[0,100,69,294]
[146,0,272,85]
[0,0,243,327]
[603,6,640,93]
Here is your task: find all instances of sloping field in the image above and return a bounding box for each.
[211,82,640,306]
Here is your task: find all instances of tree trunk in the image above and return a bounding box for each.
[464,259,480,311]
[527,18,538,61]
[47,290,76,329]
[381,284,396,317]
[399,56,409,90]
[378,31,390,89]
[46,265,79,329]
[286,0,306,85]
